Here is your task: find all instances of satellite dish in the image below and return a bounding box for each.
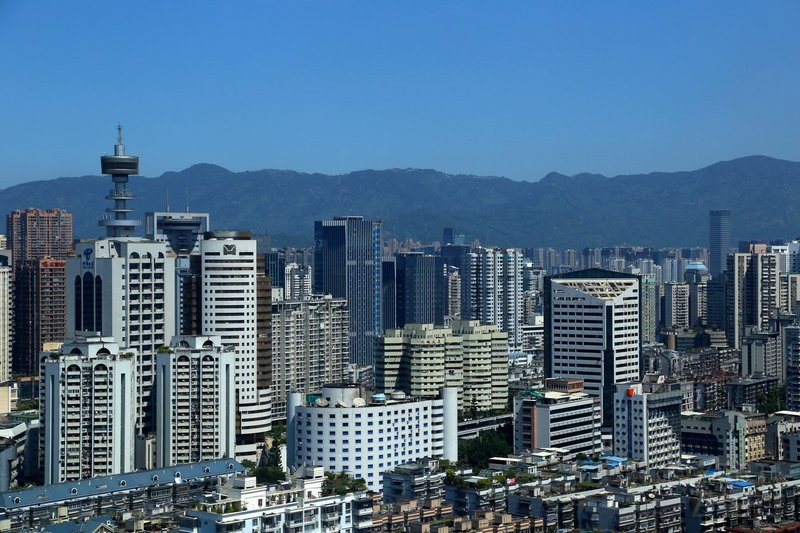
[352,397,366,407]
[315,398,329,407]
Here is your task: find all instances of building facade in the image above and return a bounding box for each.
[545,269,641,425]
[40,336,136,484]
[709,209,731,278]
[513,379,602,455]
[286,385,458,491]
[314,217,383,367]
[13,258,66,375]
[612,378,683,469]
[271,295,348,416]
[155,335,236,467]
[6,208,73,263]
[198,232,272,461]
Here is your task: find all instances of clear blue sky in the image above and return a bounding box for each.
[1,1,799,187]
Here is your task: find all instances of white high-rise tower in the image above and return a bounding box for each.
[199,231,271,461]
[67,129,176,442]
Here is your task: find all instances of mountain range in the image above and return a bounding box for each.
[0,155,797,249]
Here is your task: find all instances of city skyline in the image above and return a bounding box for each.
[1,2,799,187]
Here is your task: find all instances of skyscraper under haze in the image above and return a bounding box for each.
[314,216,383,366]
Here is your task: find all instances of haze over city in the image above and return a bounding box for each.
[1,1,800,187]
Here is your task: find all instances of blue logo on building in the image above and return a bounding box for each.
[82,247,94,269]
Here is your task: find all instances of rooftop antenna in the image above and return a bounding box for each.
[185,188,190,213]
[165,186,171,212]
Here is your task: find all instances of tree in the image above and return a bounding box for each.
[756,385,785,415]
[321,472,366,496]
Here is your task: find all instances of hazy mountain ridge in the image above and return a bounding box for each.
[1,155,798,248]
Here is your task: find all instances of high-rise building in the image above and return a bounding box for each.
[314,216,383,367]
[685,261,709,327]
[199,231,272,461]
[785,326,800,411]
[271,295,348,416]
[40,336,136,484]
[443,265,461,324]
[68,131,176,438]
[725,252,781,349]
[451,320,508,412]
[613,377,682,470]
[155,335,236,467]
[287,385,458,491]
[376,323,464,406]
[709,209,732,278]
[663,282,690,329]
[395,252,443,327]
[144,210,210,332]
[13,258,66,375]
[639,273,658,344]
[284,262,312,300]
[439,244,473,320]
[442,227,465,246]
[468,247,523,351]
[7,208,73,377]
[265,249,286,289]
[0,267,10,382]
[545,269,641,425]
[6,208,73,263]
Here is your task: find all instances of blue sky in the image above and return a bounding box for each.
[0,1,798,187]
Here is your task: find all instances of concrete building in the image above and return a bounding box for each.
[178,466,372,533]
[376,324,464,406]
[443,265,461,324]
[612,377,683,469]
[12,258,66,375]
[681,410,767,470]
[451,320,508,412]
[545,269,641,425]
[271,295,348,416]
[155,335,236,467]
[0,267,10,383]
[40,336,136,484]
[6,208,73,263]
[382,458,446,503]
[68,131,176,437]
[727,374,780,410]
[0,417,30,492]
[284,262,312,300]
[684,261,709,327]
[0,459,243,532]
[198,231,272,462]
[787,326,800,411]
[287,384,458,491]
[663,282,689,329]
[513,379,602,455]
[726,252,781,349]
[144,210,210,332]
[314,216,383,367]
[468,247,524,351]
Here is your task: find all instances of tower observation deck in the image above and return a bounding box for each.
[99,125,141,238]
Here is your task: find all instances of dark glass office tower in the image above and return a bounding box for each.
[709,209,731,278]
[314,216,383,366]
[395,252,443,327]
